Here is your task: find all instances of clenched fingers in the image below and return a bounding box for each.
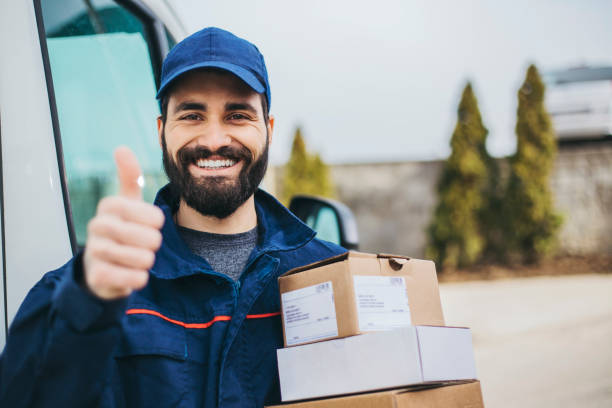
[85,259,149,300]
[87,236,157,270]
[88,215,163,251]
[97,196,165,229]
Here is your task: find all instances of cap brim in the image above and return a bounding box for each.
[156,61,265,99]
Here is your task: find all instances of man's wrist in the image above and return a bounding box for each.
[52,252,128,332]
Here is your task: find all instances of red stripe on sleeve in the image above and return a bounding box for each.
[247,312,280,319]
[125,309,281,328]
[126,308,231,329]
[246,312,281,319]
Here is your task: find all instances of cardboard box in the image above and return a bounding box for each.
[266,381,484,408]
[277,326,476,402]
[279,251,444,347]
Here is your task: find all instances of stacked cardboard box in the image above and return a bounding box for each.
[269,251,482,407]
[268,381,484,408]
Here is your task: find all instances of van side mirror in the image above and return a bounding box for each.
[289,195,359,250]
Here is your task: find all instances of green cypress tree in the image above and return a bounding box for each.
[479,117,503,262]
[505,64,562,262]
[281,127,336,205]
[311,153,335,199]
[426,83,491,269]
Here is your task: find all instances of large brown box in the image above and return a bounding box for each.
[279,251,444,347]
[266,381,484,408]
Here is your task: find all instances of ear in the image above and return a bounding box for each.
[267,115,275,145]
[157,116,164,149]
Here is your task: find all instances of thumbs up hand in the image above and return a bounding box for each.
[83,147,165,300]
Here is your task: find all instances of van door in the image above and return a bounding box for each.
[0,0,176,349]
[0,198,5,345]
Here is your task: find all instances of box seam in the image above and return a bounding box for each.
[415,327,425,382]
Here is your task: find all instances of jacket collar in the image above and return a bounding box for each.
[150,184,315,280]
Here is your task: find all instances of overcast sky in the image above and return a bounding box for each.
[173,0,612,165]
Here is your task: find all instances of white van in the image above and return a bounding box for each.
[0,0,357,349]
[544,66,612,140]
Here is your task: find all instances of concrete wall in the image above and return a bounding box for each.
[551,143,612,254]
[324,143,612,257]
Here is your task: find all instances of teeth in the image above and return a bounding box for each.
[196,159,236,169]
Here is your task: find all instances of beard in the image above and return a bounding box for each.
[161,129,269,219]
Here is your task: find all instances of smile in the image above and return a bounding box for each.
[196,159,237,169]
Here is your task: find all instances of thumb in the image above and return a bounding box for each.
[114,146,143,200]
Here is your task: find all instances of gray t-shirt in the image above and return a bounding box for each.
[177,225,258,282]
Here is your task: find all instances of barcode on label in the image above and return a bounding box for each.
[316,282,331,293]
[389,277,404,286]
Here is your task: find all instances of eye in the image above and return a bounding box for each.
[227,112,250,121]
[180,113,202,121]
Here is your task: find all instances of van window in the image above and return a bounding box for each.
[41,0,167,246]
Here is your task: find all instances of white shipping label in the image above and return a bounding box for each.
[353,275,412,331]
[282,281,338,346]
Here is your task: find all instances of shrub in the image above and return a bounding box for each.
[504,64,562,262]
[427,83,495,268]
[281,127,336,205]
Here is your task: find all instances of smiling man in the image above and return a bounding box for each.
[0,27,345,408]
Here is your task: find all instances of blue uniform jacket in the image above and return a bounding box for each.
[0,186,346,407]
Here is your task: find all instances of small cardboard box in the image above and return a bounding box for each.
[277,326,476,402]
[266,381,484,408]
[279,251,444,347]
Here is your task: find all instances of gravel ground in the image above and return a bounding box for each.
[438,255,612,282]
[440,274,612,407]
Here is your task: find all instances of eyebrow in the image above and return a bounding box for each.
[173,101,206,114]
[225,102,258,115]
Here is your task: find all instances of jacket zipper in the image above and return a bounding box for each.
[217,255,280,406]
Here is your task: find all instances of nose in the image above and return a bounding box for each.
[196,120,233,152]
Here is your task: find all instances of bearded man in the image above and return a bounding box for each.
[0,27,345,408]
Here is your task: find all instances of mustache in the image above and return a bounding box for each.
[176,145,252,168]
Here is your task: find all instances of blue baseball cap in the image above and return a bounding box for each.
[156,27,271,112]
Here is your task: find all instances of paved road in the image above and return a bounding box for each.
[439,274,612,408]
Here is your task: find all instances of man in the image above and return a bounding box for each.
[0,27,345,407]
